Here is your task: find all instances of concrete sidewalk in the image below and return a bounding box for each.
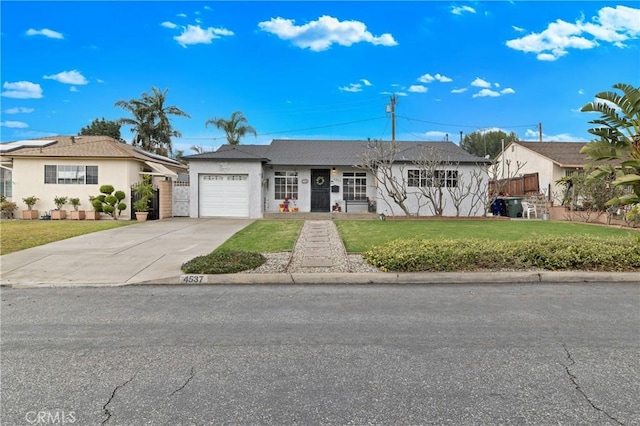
[0,218,253,286]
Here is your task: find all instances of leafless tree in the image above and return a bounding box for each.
[357,140,411,216]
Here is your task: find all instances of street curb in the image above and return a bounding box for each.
[3,272,638,288]
[135,271,640,286]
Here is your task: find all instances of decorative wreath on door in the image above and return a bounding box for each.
[315,176,325,186]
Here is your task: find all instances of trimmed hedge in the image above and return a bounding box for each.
[182,250,266,274]
[363,236,640,272]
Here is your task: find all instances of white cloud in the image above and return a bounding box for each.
[173,24,234,47]
[4,107,34,114]
[512,25,525,32]
[339,83,363,93]
[1,81,43,99]
[501,88,515,95]
[0,121,29,129]
[473,89,500,98]
[360,79,372,86]
[408,85,428,93]
[451,88,468,94]
[379,91,407,97]
[451,6,476,15]
[70,86,78,92]
[177,13,187,18]
[96,79,105,84]
[578,89,584,95]
[422,131,449,139]
[26,28,63,39]
[471,77,491,88]
[506,5,639,61]
[43,70,88,85]
[524,129,584,142]
[418,73,452,83]
[258,15,397,51]
[161,21,178,29]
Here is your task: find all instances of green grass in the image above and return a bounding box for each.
[0,220,134,255]
[216,220,304,252]
[335,219,640,253]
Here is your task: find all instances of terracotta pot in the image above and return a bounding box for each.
[135,212,149,222]
[51,210,67,220]
[71,210,86,220]
[22,210,39,220]
[85,211,101,220]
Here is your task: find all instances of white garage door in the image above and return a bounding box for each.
[199,174,249,217]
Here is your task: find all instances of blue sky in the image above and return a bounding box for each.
[1,1,639,154]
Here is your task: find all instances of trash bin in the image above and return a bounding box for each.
[503,196,524,218]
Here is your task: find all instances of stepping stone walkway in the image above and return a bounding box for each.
[287,220,351,273]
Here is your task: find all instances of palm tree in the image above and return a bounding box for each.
[580,83,640,206]
[115,87,190,156]
[205,111,257,145]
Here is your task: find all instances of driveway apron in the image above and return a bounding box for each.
[0,218,253,286]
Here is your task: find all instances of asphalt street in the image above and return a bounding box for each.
[1,284,639,425]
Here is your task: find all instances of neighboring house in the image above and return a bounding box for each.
[495,141,588,200]
[0,135,186,219]
[185,139,489,218]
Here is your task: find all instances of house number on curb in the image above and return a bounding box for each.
[180,275,208,283]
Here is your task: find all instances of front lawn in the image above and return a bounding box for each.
[0,220,134,255]
[335,219,639,253]
[215,220,304,253]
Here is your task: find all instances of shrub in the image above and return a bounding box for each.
[364,236,640,272]
[92,185,126,219]
[53,195,68,210]
[182,250,266,274]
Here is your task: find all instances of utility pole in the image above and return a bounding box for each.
[387,95,397,142]
[539,122,543,142]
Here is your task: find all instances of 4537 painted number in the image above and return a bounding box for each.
[180,275,208,284]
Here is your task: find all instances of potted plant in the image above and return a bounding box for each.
[69,197,85,220]
[86,196,101,220]
[22,195,39,220]
[132,176,154,221]
[51,195,68,220]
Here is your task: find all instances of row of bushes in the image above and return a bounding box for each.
[363,236,640,272]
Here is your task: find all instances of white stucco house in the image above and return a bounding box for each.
[495,141,588,199]
[0,135,186,219]
[185,139,490,218]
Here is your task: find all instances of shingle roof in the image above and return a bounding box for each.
[185,139,488,166]
[0,135,186,170]
[185,144,270,161]
[513,142,588,167]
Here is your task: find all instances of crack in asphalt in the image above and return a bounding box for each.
[169,367,196,397]
[102,373,137,424]
[562,343,624,425]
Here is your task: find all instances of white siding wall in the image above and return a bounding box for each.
[188,160,263,218]
[11,158,140,219]
[377,164,488,217]
[496,143,574,199]
[262,166,377,213]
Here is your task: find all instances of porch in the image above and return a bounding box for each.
[264,212,377,220]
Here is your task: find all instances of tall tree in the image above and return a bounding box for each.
[115,87,190,156]
[205,111,257,145]
[580,83,640,207]
[79,118,124,142]
[461,130,519,159]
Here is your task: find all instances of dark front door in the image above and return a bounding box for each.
[310,169,331,212]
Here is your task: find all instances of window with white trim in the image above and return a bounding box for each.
[44,165,98,184]
[343,172,367,200]
[274,171,298,199]
[0,168,12,198]
[407,169,458,188]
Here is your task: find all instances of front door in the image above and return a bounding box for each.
[310,169,331,212]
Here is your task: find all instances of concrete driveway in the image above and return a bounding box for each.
[0,218,253,286]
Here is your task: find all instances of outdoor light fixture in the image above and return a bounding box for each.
[332,167,337,174]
